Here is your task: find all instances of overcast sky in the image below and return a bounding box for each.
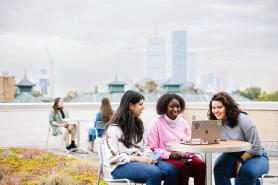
[0,0,277,96]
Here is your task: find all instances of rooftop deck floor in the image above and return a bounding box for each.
[47,144,278,185]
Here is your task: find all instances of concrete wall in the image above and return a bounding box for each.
[0,102,278,148]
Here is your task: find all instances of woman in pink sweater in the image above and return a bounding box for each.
[148,93,205,185]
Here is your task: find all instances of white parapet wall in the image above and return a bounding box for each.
[0,102,278,148]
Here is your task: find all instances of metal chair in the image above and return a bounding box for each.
[96,138,145,185]
[45,124,63,151]
[260,140,278,184]
[234,140,278,185]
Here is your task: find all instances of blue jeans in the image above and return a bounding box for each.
[214,151,269,185]
[111,160,179,185]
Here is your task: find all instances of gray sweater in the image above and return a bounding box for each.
[221,113,262,155]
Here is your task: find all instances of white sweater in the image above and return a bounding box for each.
[103,124,151,172]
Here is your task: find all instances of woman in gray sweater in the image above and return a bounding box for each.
[208,92,269,185]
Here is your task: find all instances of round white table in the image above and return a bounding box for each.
[166,140,251,185]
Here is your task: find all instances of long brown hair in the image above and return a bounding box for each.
[100,97,113,123]
[208,92,247,128]
[52,97,62,113]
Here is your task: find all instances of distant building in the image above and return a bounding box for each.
[15,74,35,96]
[171,31,187,87]
[108,77,126,93]
[214,72,228,91]
[200,73,214,92]
[146,36,166,83]
[162,80,182,93]
[38,69,49,97]
[187,52,198,88]
[0,71,16,102]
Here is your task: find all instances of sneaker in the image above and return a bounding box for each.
[66,145,72,150]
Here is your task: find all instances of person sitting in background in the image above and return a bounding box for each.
[148,93,205,185]
[208,92,269,185]
[88,97,113,152]
[49,97,77,151]
[104,90,179,185]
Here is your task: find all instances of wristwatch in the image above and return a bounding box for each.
[238,157,245,163]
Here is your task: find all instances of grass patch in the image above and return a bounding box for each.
[0,148,107,185]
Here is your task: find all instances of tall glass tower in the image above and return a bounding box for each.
[146,37,166,84]
[171,31,187,87]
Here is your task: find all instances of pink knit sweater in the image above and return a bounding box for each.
[147,115,191,159]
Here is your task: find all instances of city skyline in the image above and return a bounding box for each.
[0,0,278,96]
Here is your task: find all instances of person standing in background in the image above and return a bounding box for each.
[49,97,77,151]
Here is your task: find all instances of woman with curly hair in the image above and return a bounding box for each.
[103,90,179,185]
[208,92,269,185]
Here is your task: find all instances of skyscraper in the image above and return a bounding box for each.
[171,31,187,87]
[38,69,49,97]
[146,36,166,84]
[187,52,198,87]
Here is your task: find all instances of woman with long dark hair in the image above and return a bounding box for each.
[103,90,179,185]
[208,92,269,185]
[49,97,77,150]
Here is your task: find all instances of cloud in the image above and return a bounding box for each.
[0,0,277,95]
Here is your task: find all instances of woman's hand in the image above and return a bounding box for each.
[235,160,243,177]
[169,151,183,160]
[134,156,156,164]
[63,123,69,128]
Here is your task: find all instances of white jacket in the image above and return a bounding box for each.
[103,124,151,172]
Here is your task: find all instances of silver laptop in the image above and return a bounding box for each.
[184,120,222,145]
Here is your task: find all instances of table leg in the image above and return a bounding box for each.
[77,121,80,147]
[205,153,212,185]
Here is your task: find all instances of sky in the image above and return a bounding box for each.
[0,0,278,96]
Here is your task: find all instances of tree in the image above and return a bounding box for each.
[185,84,203,93]
[135,83,145,93]
[33,90,43,97]
[257,91,278,101]
[237,87,262,100]
[145,80,158,93]
[63,91,78,102]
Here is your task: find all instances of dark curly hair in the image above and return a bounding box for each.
[106,90,145,148]
[208,91,247,128]
[156,93,185,115]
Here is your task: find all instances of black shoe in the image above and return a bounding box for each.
[66,145,72,150]
[70,140,78,149]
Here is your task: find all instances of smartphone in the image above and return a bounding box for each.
[149,153,160,161]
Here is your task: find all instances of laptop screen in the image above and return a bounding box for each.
[191,120,222,144]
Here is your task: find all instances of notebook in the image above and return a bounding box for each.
[181,120,222,145]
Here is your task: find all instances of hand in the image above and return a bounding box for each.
[235,160,242,177]
[185,137,191,143]
[63,123,69,128]
[136,156,156,164]
[169,152,183,160]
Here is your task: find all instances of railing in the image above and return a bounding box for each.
[0,102,278,148]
